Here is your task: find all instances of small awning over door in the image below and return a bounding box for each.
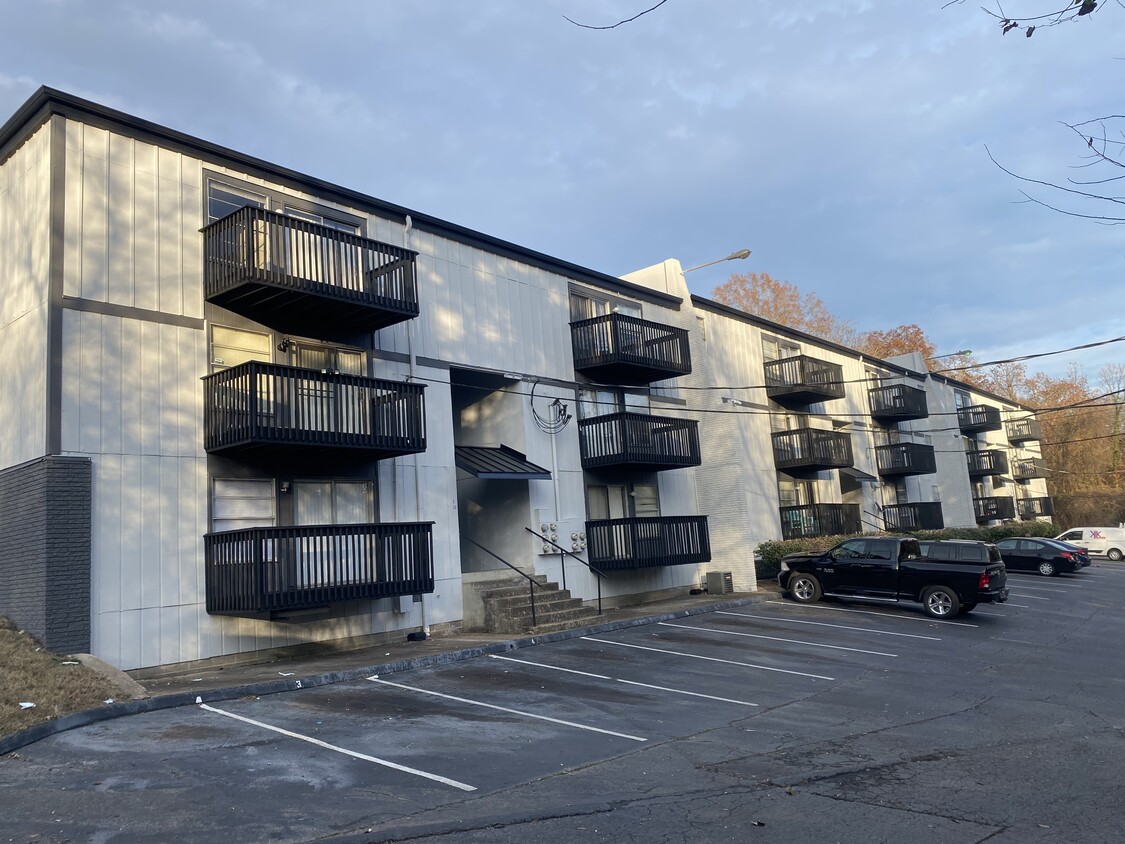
[455,445,551,480]
[839,467,878,483]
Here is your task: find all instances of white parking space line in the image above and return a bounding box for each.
[199,704,476,791]
[656,621,898,658]
[1003,580,1079,591]
[1005,603,1032,608]
[717,611,941,641]
[581,637,835,681]
[972,610,1007,617]
[367,678,647,742]
[489,655,758,706]
[1006,593,1050,601]
[764,600,979,628]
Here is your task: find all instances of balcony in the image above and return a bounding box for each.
[868,384,929,423]
[764,355,845,406]
[882,502,945,531]
[958,404,1003,434]
[578,412,701,470]
[1007,418,1043,444]
[1012,457,1048,480]
[204,522,434,617]
[1019,497,1055,519]
[585,516,710,571]
[203,206,419,343]
[973,496,1016,523]
[772,428,853,475]
[570,313,691,385]
[875,442,937,477]
[203,361,426,461]
[966,449,1009,477]
[779,503,861,540]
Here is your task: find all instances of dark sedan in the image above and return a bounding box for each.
[994,537,1083,576]
[1047,538,1091,567]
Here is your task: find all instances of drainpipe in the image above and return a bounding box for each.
[403,215,429,636]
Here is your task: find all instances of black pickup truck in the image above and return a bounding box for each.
[777,537,1008,619]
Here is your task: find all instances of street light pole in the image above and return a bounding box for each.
[683,249,752,273]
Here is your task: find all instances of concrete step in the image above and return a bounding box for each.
[484,590,577,613]
[489,603,600,634]
[478,579,554,602]
[526,610,604,636]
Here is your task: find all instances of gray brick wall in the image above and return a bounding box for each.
[0,456,91,653]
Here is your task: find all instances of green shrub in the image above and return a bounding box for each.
[755,522,1059,582]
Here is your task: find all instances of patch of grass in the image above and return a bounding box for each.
[0,616,123,738]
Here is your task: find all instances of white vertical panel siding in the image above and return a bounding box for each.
[0,122,51,467]
[64,126,204,316]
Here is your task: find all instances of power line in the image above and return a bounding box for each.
[930,335,1125,375]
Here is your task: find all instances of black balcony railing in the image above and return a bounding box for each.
[958,404,1003,434]
[1012,457,1048,480]
[882,502,945,531]
[578,412,701,470]
[868,384,929,423]
[585,516,710,571]
[570,313,691,385]
[779,503,861,540]
[1007,418,1043,444]
[1019,497,1055,519]
[203,206,419,343]
[203,361,426,460]
[875,442,937,477]
[772,428,853,474]
[764,355,845,405]
[973,496,1016,523]
[966,449,1009,477]
[205,522,434,616]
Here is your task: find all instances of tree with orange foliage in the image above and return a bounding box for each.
[711,272,860,347]
[856,324,937,363]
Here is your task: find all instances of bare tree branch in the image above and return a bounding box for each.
[564,0,671,30]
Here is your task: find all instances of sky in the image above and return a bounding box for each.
[1,0,1122,382]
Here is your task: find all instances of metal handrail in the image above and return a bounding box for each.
[526,527,604,616]
[461,536,542,628]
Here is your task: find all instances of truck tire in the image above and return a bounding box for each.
[1038,560,1056,576]
[1108,548,1123,562]
[787,573,822,604]
[922,586,960,619]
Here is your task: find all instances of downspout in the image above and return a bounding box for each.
[404,214,429,635]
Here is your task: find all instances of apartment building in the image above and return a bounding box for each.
[0,89,1050,670]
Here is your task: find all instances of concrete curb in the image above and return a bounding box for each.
[0,595,763,756]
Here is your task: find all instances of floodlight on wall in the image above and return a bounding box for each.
[721,397,749,407]
[683,248,752,273]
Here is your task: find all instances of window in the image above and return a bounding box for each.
[568,289,641,322]
[294,481,374,525]
[290,341,367,375]
[763,336,800,362]
[586,483,658,519]
[212,479,275,532]
[955,391,972,410]
[210,325,271,373]
[778,478,814,507]
[284,205,361,235]
[208,184,265,223]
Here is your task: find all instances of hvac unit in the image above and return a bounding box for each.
[705,571,734,595]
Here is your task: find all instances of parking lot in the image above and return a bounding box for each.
[4,563,1125,843]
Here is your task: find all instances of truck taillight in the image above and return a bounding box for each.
[978,571,990,589]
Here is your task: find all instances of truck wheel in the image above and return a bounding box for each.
[958,603,977,615]
[787,573,822,604]
[1108,548,1123,562]
[1038,560,1056,576]
[922,586,960,619]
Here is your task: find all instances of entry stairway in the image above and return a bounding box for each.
[480,575,601,635]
